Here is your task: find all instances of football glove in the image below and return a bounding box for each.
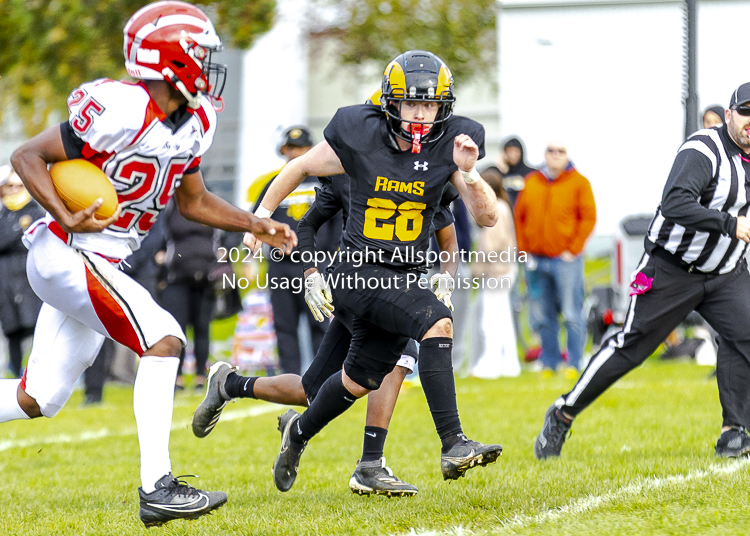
[430,271,455,311]
[304,271,334,322]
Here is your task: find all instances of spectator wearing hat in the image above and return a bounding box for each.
[253,127,341,374]
[485,137,537,210]
[703,105,725,129]
[246,126,316,207]
[0,166,44,377]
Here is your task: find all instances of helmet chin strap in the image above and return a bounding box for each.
[405,123,431,154]
[162,67,202,109]
[174,80,203,109]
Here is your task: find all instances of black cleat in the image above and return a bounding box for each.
[138,473,227,528]
[715,426,750,458]
[348,457,418,497]
[441,434,503,480]
[534,404,573,460]
[273,409,306,492]
[192,362,236,438]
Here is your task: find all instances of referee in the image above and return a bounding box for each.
[535,81,750,460]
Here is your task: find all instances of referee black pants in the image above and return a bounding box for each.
[559,253,750,429]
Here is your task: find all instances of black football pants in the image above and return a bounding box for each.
[559,254,750,429]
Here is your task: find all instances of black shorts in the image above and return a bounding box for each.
[331,260,451,389]
[300,315,420,402]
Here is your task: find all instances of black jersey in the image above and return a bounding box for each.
[314,174,455,232]
[297,175,457,274]
[324,104,484,268]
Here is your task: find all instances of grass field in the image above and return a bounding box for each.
[1,359,747,536]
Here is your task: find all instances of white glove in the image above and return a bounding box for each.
[430,271,455,311]
[304,271,334,322]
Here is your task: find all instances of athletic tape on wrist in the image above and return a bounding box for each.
[461,168,481,184]
[254,206,272,219]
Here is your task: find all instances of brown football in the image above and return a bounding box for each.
[49,159,118,219]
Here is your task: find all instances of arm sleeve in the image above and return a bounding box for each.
[59,122,86,159]
[569,178,597,255]
[660,147,736,236]
[297,202,340,274]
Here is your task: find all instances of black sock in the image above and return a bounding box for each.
[419,337,463,452]
[292,370,357,444]
[361,426,388,462]
[224,372,258,399]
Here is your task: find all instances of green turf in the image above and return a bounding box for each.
[1,360,746,535]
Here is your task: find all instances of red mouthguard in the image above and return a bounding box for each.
[408,123,431,153]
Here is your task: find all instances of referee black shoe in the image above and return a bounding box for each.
[534,404,573,460]
[138,473,227,527]
[715,426,750,458]
[273,409,307,492]
[440,434,503,480]
[192,362,235,438]
[349,457,418,497]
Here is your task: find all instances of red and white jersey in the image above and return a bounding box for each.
[35,78,217,260]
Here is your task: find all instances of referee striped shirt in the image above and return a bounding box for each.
[646,125,750,274]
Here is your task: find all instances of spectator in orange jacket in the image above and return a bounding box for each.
[515,142,596,375]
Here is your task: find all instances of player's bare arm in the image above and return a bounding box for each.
[10,126,122,234]
[259,141,345,213]
[175,171,297,254]
[450,134,498,227]
[244,141,344,252]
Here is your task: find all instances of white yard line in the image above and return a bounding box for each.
[0,403,280,452]
[398,458,750,536]
[4,404,747,535]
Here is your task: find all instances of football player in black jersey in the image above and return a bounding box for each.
[245,50,502,492]
[252,127,342,376]
[193,169,460,497]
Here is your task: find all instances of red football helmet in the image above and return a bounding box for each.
[123,1,227,109]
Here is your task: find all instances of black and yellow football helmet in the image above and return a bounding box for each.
[381,50,455,150]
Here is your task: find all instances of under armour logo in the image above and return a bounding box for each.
[414,161,429,171]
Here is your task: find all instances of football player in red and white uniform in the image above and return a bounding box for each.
[6,1,296,527]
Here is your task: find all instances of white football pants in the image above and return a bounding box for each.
[22,224,185,416]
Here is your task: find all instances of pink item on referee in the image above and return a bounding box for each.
[629,272,653,296]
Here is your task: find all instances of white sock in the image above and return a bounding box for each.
[133,356,179,493]
[0,379,31,422]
